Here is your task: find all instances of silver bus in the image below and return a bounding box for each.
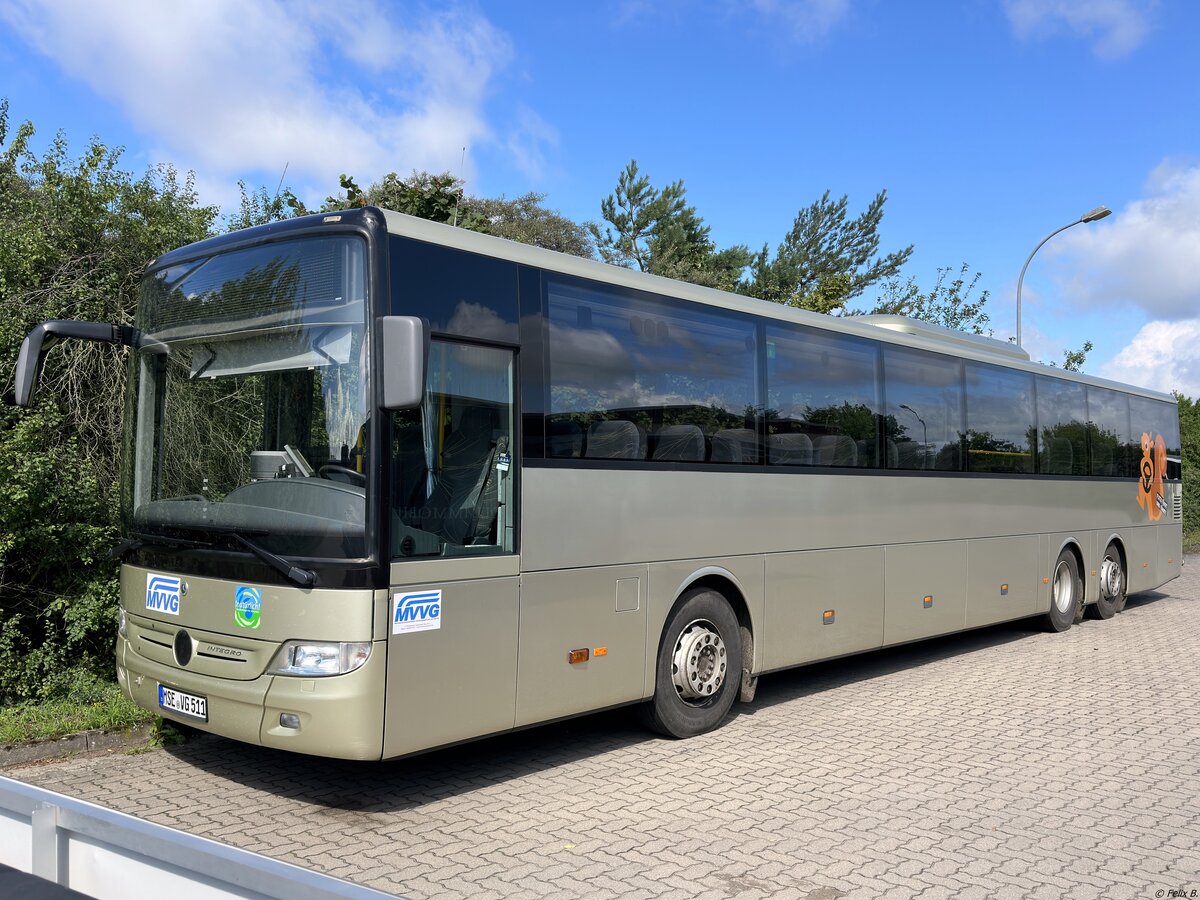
[13,207,1183,759]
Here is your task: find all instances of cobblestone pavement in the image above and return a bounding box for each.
[13,562,1200,900]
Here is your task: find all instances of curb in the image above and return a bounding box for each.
[0,723,154,769]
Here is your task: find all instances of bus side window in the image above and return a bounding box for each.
[391,341,515,557]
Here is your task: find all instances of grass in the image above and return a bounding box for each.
[0,682,154,745]
[1185,531,1200,555]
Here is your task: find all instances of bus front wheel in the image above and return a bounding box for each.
[642,588,742,739]
[1044,549,1082,633]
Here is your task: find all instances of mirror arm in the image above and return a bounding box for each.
[10,319,166,407]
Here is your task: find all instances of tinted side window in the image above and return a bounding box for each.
[765,324,880,467]
[546,277,759,463]
[1036,376,1087,475]
[1130,395,1182,481]
[883,346,965,471]
[965,362,1035,473]
[1087,387,1132,477]
[391,237,519,343]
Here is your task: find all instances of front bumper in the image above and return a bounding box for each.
[117,635,387,760]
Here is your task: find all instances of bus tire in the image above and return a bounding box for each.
[642,588,742,739]
[1044,549,1081,633]
[1089,542,1126,619]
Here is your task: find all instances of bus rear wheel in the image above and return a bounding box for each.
[1043,549,1082,633]
[642,588,742,739]
[1089,543,1127,619]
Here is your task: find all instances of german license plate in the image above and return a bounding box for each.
[158,684,208,721]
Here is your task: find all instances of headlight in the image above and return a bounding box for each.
[266,641,371,676]
[118,608,127,638]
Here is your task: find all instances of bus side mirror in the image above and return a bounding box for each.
[380,316,428,410]
[10,320,168,407]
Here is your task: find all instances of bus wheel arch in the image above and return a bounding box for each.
[642,577,748,738]
[1089,537,1128,619]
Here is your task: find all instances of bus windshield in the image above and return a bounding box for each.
[122,235,371,560]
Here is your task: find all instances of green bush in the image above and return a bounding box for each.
[0,100,215,704]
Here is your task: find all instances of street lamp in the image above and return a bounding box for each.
[1015,205,1112,349]
[899,404,928,464]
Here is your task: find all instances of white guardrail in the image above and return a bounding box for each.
[0,775,402,899]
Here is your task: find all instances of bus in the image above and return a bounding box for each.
[12,207,1183,760]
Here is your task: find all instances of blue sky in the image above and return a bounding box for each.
[2,0,1198,396]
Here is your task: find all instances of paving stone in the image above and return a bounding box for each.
[10,559,1200,899]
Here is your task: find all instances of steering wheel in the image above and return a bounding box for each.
[319,464,366,486]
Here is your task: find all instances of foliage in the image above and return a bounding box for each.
[591,160,752,291]
[328,171,594,258]
[327,170,484,229]
[467,192,594,257]
[0,101,216,704]
[1179,393,1200,549]
[227,178,309,230]
[742,189,913,313]
[1061,341,1093,372]
[867,262,991,334]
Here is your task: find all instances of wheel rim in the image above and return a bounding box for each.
[1100,554,1124,600]
[1053,560,1075,614]
[671,618,728,703]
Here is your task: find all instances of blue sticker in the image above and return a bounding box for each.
[146,574,181,616]
[392,590,442,634]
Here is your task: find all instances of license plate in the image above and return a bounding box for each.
[158,684,208,721]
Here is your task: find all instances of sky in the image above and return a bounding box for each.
[1,0,1198,396]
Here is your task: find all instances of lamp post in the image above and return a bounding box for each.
[1015,205,1111,349]
[899,404,928,457]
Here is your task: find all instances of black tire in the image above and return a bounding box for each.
[1089,542,1127,619]
[1043,548,1082,632]
[641,588,742,739]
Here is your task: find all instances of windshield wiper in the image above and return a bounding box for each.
[229,533,317,588]
[118,527,317,588]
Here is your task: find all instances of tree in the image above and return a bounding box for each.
[0,101,217,701]
[227,178,308,230]
[742,190,913,313]
[323,171,594,258]
[466,192,593,258]
[1179,393,1200,549]
[867,262,991,334]
[325,170,486,230]
[591,160,751,291]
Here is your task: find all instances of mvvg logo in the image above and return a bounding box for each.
[392,590,442,634]
[146,574,182,616]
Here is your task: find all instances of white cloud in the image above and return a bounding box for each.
[750,0,851,42]
[505,107,559,181]
[1002,0,1155,60]
[1049,161,1200,322]
[0,0,521,205]
[1100,319,1200,398]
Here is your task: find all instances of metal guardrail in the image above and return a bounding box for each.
[0,775,402,899]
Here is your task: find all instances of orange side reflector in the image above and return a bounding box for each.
[1143,562,1149,568]
[1000,584,1009,595]
[1043,577,1050,584]
[923,595,933,608]
[593,647,608,657]
[822,610,835,625]
[568,648,589,664]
